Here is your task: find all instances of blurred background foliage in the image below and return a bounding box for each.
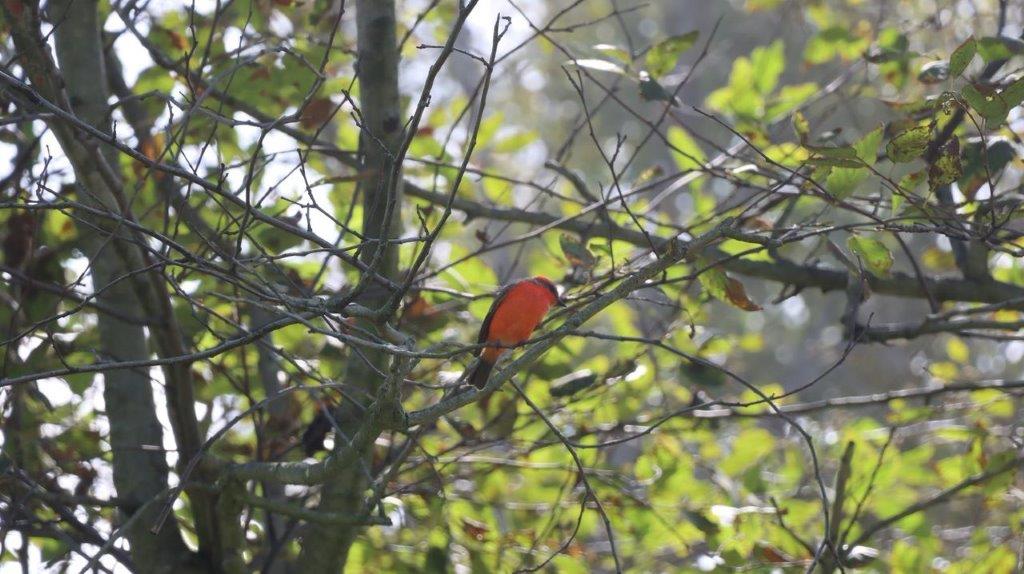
[3,0,1024,572]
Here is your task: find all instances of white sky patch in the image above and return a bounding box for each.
[36,377,76,408]
[36,122,76,186]
[780,296,809,327]
[0,141,16,175]
[83,377,106,424]
[148,365,181,469]
[146,0,219,17]
[224,26,244,51]
[107,18,154,86]
[1006,341,1024,363]
[17,336,44,361]
[464,1,545,58]
[0,533,39,573]
[268,10,295,37]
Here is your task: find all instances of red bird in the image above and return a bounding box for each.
[468,276,565,389]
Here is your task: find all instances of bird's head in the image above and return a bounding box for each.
[530,276,566,307]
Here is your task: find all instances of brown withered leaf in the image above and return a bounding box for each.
[559,233,596,270]
[3,212,36,268]
[402,295,437,320]
[755,543,793,563]
[134,134,167,181]
[300,97,335,130]
[158,27,187,51]
[461,517,489,541]
[249,66,272,81]
[724,277,762,311]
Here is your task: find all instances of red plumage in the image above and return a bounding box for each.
[468,276,562,389]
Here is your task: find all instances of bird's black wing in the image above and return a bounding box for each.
[476,283,513,349]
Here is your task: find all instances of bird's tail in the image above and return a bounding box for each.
[468,359,494,389]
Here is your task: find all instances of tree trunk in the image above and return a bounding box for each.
[34,2,208,571]
[296,0,404,570]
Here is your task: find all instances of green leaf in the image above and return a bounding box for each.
[946,337,970,363]
[804,27,869,65]
[766,82,818,120]
[808,156,865,169]
[949,36,976,77]
[706,55,766,119]
[477,112,505,147]
[894,169,926,215]
[868,27,912,64]
[40,538,70,563]
[667,125,706,171]
[805,145,859,160]
[847,235,894,276]
[697,264,728,301]
[1002,75,1024,110]
[792,110,809,142]
[644,31,699,78]
[827,166,867,199]
[493,129,538,154]
[886,124,932,163]
[853,125,884,166]
[928,137,963,191]
[977,36,1024,62]
[134,66,178,118]
[962,75,1024,127]
[722,427,775,474]
[961,83,1007,124]
[750,40,785,95]
[825,126,882,198]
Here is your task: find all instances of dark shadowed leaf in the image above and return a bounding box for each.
[550,370,599,397]
[639,72,679,105]
[958,137,1016,199]
[918,61,949,84]
[928,137,963,190]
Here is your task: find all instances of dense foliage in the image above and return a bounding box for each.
[2,0,1024,572]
